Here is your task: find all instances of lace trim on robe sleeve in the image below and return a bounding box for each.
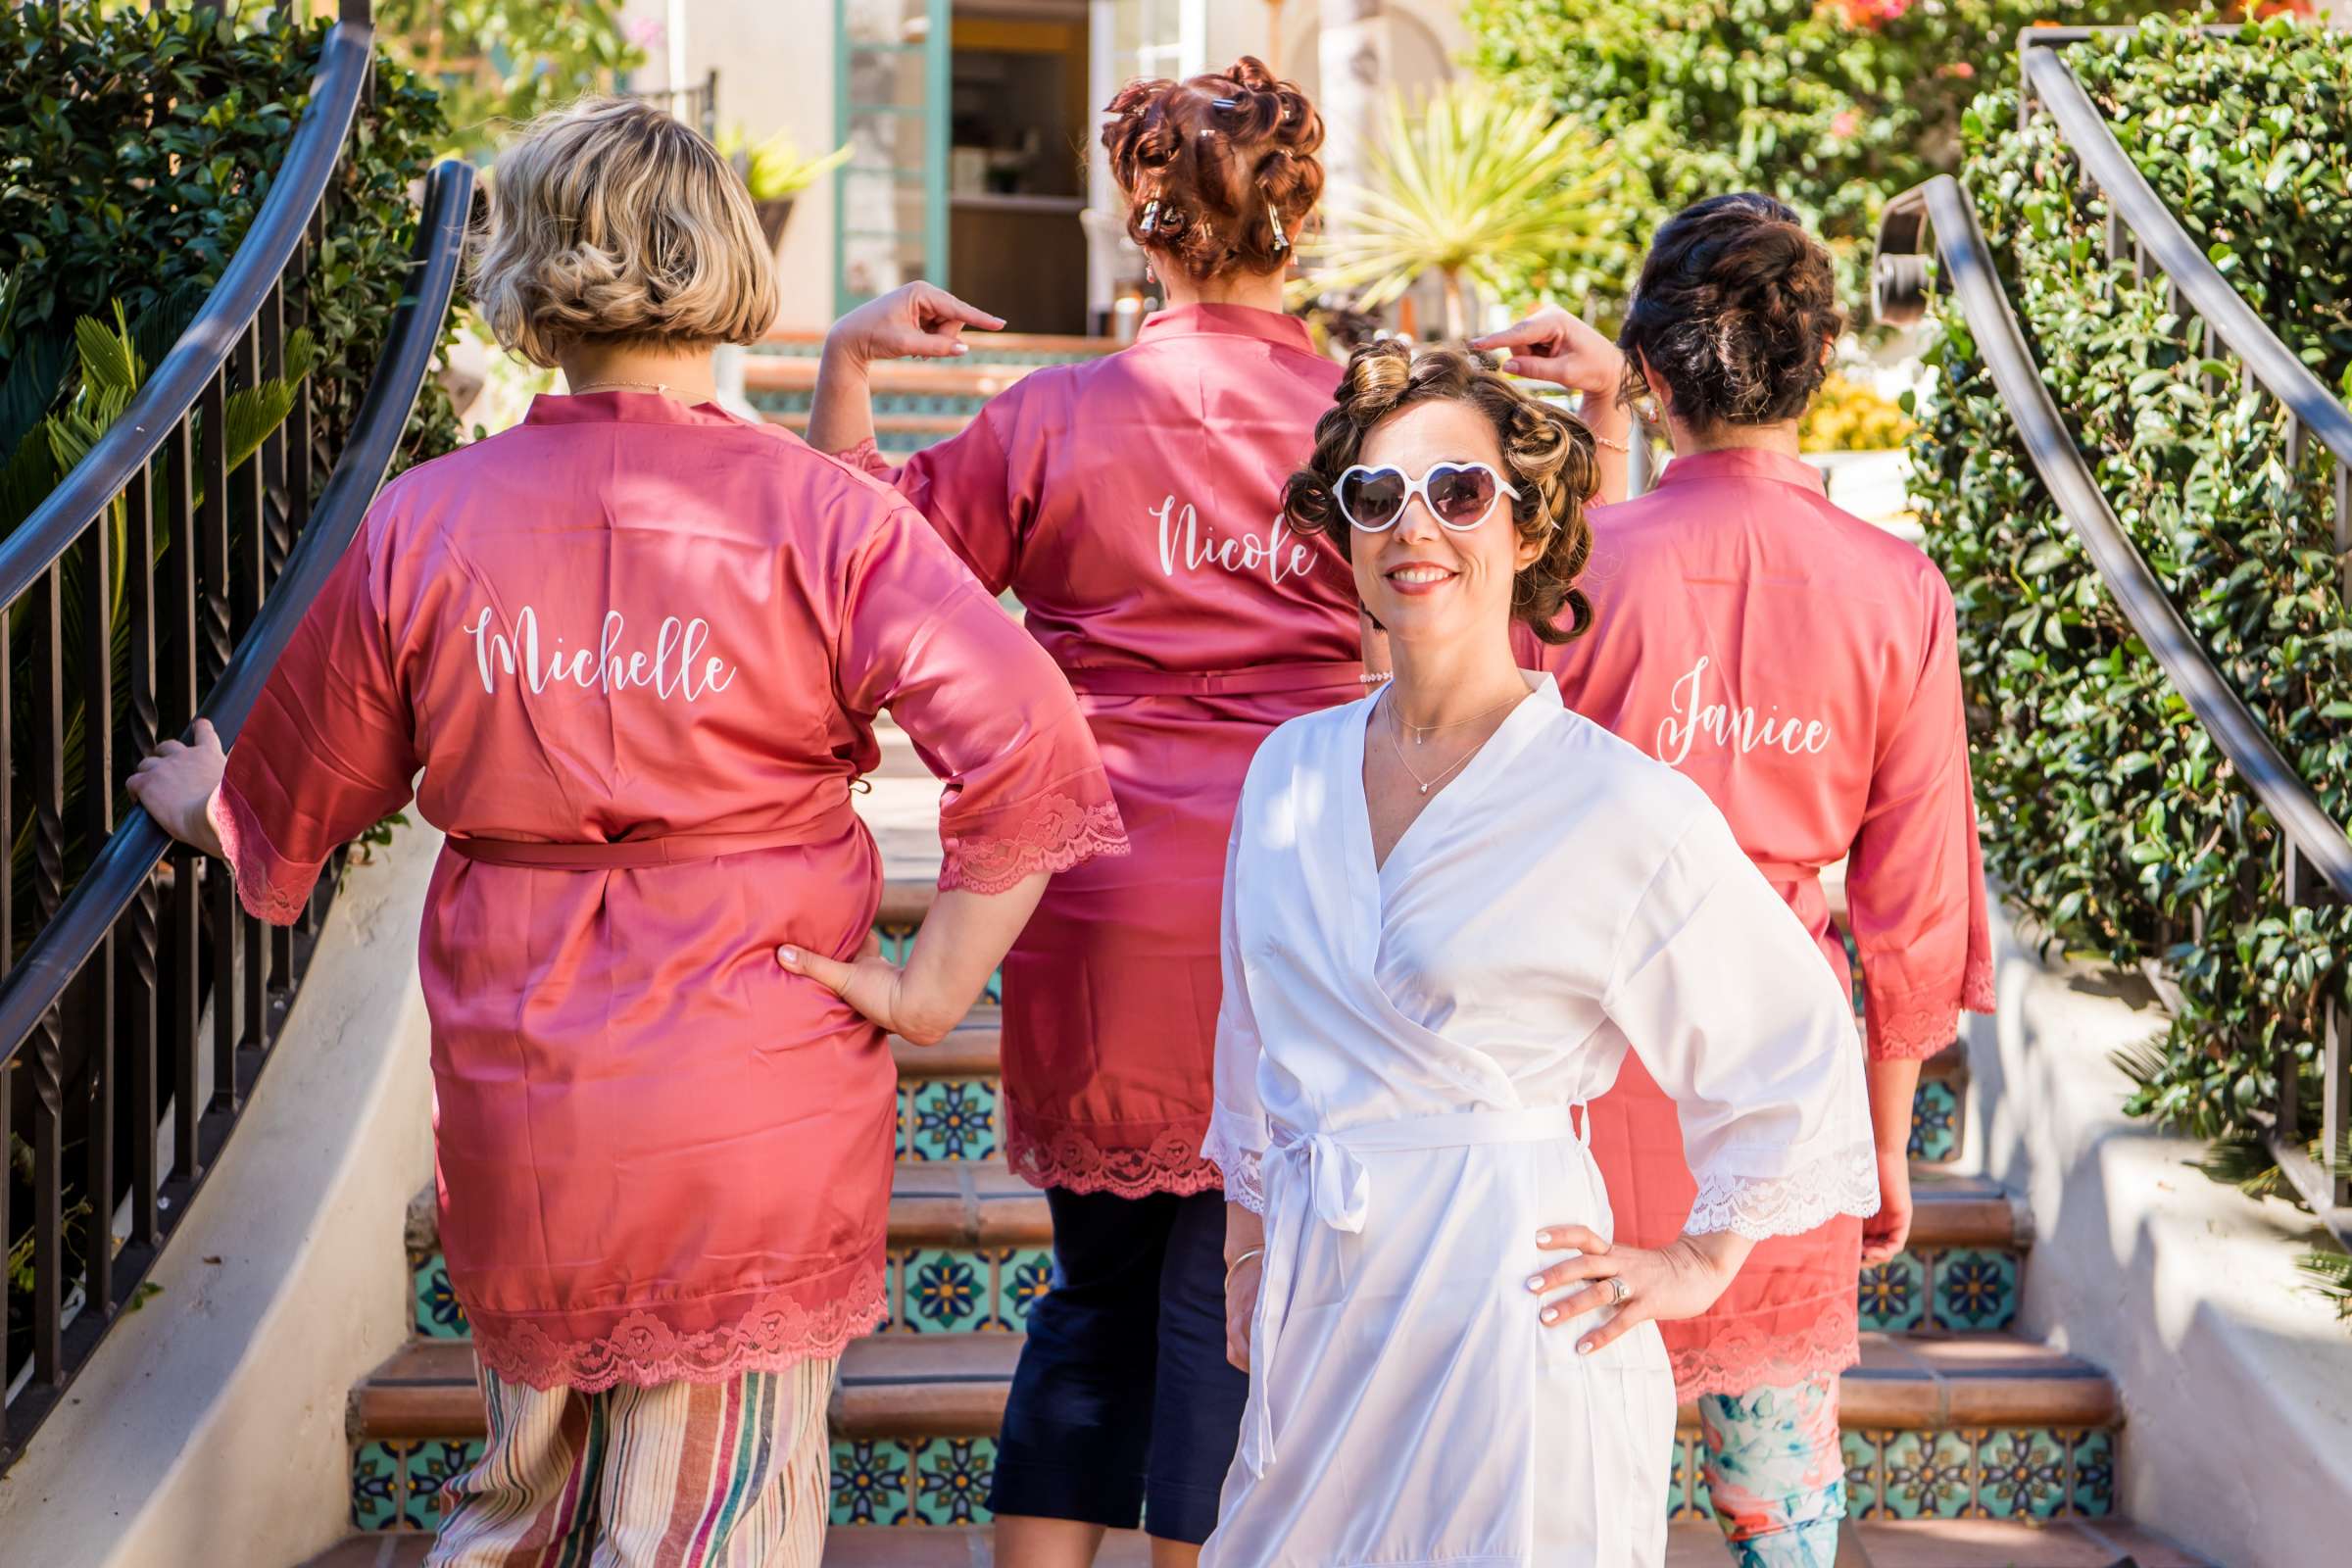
[208,782,324,927]
[1200,1120,1266,1214]
[939,792,1130,896]
[834,438,900,481]
[1863,979,1968,1061]
[1685,1142,1880,1241]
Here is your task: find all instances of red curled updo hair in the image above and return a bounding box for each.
[1102,56,1324,283]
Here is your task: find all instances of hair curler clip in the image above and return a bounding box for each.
[1211,96,1240,110]
[1140,199,1159,230]
[1268,201,1288,252]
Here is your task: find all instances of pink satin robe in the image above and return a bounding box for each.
[1517,446,1994,1396]
[851,304,1361,1196]
[214,392,1127,1390]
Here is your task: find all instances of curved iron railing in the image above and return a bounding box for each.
[0,0,474,1469]
[1875,30,2352,1243]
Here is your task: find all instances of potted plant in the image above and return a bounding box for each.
[717,126,852,252]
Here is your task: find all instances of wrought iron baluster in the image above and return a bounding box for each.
[122,458,161,1249]
[231,326,270,1054]
[198,371,238,1105]
[27,564,69,1388]
[78,489,118,1323]
[161,418,201,1186]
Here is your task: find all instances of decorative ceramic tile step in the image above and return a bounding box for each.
[1912,1043,1968,1164]
[410,1166,2027,1343]
[743,356,1037,401]
[769,410,974,439]
[758,327,1118,366]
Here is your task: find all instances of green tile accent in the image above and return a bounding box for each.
[994,1247,1054,1331]
[1856,1252,1928,1333]
[2068,1429,2116,1516]
[351,1441,404,1532]
[413,1250,469,1339]
[401,1439,481,1530]
[1879,1430,1974,1519]
[1976,1428,2069,1520]
[902,1249,989,1333]
[1935,1248,2021,1332]
[895,1083,910,1160]
[908,1078,999,1162]
[1909,1078,1962,1163]
[1666,1435,1690,1519]
[831,1438,913,1525]
[1840,1429,1883,1520]
[911,1437,998,1525]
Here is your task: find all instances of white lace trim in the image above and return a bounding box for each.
[1685,1142,1880,1240]
[1201,1121,1266,1214]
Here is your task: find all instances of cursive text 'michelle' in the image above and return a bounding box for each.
[462,607,738,702]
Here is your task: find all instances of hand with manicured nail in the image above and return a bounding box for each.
[1470,303,1625,400]
[123,717,229,858]
[776,881,1050,1049]
[1524,1222,1752,1357]
[823,280,1006,367]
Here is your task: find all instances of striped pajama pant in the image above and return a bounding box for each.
[427,1357,836,1568]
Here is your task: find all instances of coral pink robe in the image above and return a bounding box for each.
[1518,446,1994,1396]
[214,392,1126,1390]
[851,304,1360,1196]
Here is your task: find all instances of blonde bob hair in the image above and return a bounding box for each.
[472,98,780,368]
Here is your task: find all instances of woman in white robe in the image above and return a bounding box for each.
[1200,343,1877,1567]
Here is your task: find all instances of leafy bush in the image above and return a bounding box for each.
[0,2,463,515]
[1800,370,1915,452]
[376,0,643,160]
[1461,0,2186,306]
[1907,16,2352,1156]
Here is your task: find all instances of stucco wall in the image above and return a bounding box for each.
[1967,894,2352,1567]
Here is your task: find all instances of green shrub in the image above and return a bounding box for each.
[1907,15,2352,1153]
[0,2,463,489]
[1461,0,2185,306]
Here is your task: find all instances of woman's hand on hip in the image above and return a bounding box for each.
[823,281,1004,368]
[777,930,919,1035]
[1470,304,1626,399]
[1526,1224,1753,1356]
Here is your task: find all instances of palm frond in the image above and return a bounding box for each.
[2299,1250,2352,1322]
[1304,84,1643,333]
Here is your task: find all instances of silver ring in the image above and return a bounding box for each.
[1608,1275,1632,1306]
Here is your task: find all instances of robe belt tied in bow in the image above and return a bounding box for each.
[1241,1103,1592,1478]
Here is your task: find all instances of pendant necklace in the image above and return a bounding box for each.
[1387,691,1514,797]
[1394,688,1525,747]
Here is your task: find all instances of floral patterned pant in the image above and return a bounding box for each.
[1694,1377,1846,1566]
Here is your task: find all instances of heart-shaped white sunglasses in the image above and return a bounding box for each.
[1335,461,1521,533]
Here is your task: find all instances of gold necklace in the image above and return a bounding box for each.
[1392,688,1528,747]
[569,378,670,396]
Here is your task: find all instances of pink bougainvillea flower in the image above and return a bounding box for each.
[1832,109,1862,138]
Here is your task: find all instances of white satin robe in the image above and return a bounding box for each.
[1200,679,1877,1567]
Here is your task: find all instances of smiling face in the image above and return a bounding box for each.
[1349,397,1545,654]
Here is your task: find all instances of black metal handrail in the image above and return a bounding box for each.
[0,162,473,1055]
[1874,30,2352,1242]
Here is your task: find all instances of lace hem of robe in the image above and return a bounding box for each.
[1668,1294,1861,1400]
[1686,1144,1880,1240]
[469,1270,891,1393]
[210,783,319,927]
[1201,1123,1265,1214]
[1863,945,1999,1061]
[1006,1114,1224,1198]
[940,794,1130,896]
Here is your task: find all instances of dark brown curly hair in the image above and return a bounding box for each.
[1282,342,1599,647]
[1618,192,1844,430]
[1102,56,1323,283]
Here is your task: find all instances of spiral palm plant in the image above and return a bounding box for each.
[1305,84,1642,340]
